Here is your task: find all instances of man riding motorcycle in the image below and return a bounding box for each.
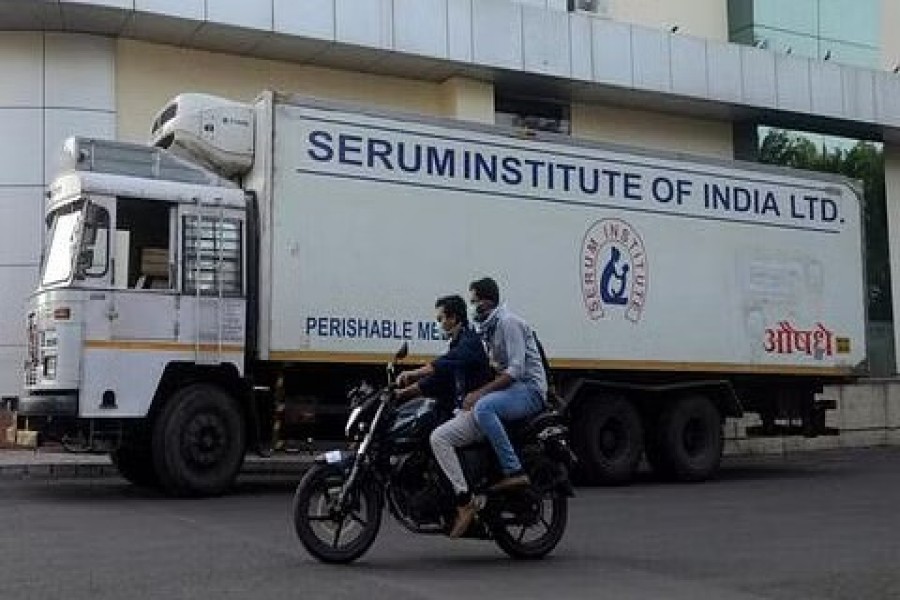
[291,295,573,562]
[395,294,493,537]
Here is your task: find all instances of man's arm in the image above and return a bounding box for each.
[462,371,513,410]
[500,318,528,381]
[395,382,423,402]
[396,363,435,387]
[462,319,528,409]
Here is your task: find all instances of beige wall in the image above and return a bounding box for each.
[609,0,728,42]
[439,77,494,124]
[571,103,733,159]
[116,40,492,143]
[118,41,733,160]
[882,0,900,71]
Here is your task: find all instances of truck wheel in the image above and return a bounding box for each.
[152,384,246,496]
[574,395,643,485]
[655,394,723,482]
[111,443,160,488]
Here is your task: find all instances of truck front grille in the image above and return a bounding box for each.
[25,312,38,386]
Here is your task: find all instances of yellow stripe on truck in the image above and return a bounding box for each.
[85,340,244,353]
[268,350,854,376]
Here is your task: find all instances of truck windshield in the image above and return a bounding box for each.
[41,204,83,286]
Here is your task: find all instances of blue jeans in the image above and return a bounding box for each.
[473,382,545,475]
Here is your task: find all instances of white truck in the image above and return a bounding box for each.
[19,91,866,495]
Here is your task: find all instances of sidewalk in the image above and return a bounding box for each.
[0,448,316,480]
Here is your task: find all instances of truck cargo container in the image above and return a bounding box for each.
[18,91,866,494]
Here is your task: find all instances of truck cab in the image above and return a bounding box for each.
[21,129,253,493]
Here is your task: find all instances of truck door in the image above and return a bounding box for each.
[109,197,177,342]
[177,201,246,366]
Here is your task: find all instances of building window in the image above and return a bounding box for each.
[727,0,880,68]
[495,93,571,135]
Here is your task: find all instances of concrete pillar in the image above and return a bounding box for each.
[0,32,115,398]
[885,143,900,373]
[881,0,900,71]
[438,77,494,124]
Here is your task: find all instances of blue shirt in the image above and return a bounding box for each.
[418,325,493,407]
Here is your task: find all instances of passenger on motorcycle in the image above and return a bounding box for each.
[395,294,494,537]
[466,277,547,492]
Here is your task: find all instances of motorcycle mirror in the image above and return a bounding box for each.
[395,342,409,362]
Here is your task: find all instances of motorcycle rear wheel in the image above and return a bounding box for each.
[491,489,568,559]
[292,464,382,564]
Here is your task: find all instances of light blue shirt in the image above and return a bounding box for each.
[480,305,548,396]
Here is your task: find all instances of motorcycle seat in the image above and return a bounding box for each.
[506,410,564,442]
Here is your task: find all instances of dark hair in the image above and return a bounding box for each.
[469,277,500,306]
[435,294,468,325]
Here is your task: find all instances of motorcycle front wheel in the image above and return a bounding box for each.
[491,489,568,560]
[292,464,383,564]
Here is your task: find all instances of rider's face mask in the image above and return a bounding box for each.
[470,297,491,323]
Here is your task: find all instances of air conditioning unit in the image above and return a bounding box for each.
[149,93,254,179]
[570,0,609,17]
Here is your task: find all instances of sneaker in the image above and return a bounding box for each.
[449,499,477,538]
[488,473,531,492]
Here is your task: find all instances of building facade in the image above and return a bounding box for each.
[0,0,899,400]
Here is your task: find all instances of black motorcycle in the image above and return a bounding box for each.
[291,343,575,564]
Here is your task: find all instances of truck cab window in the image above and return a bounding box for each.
[182,216,242,296]
[76,203,110,280]
[116,198,172,290]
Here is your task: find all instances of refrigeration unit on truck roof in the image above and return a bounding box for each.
[151,92,255,178]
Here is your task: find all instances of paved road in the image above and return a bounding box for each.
[1,448,898,600]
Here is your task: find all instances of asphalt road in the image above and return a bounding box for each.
[1,448,898,600]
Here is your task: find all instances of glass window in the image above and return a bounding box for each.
[495,94,571,135]
[76,203,110,280]
[752,0,818,36]
[117,197,172,290]
[818,0,879,48]
[182,216,242,296]
[42,205,82,286]
[727,0,756,35]
[749,26,818,58]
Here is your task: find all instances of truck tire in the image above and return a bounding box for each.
[654,394,723,482]
[152,383,246,496]
[573,395,643,485]
[111,443,160,488]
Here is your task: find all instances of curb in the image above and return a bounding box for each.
[0,452,316,480]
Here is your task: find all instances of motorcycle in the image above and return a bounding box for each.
[291,343,575,564]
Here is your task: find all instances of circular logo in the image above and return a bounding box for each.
[580,219,649,323]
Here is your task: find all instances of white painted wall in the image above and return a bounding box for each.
[0,32,116,398]
[609,0,729,42]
